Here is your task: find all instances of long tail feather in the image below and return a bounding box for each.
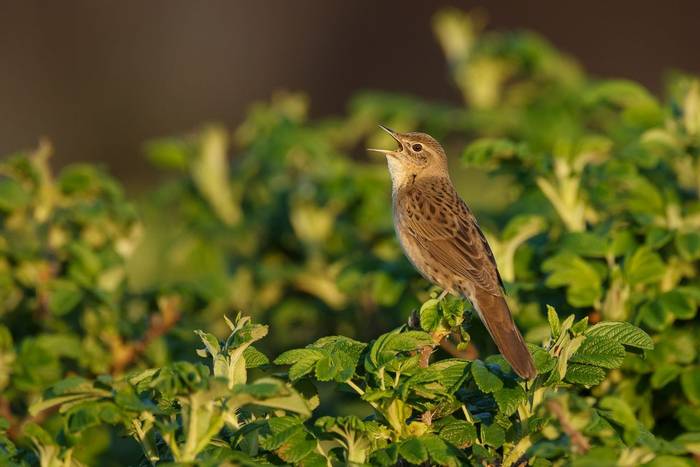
[470,288,537,379]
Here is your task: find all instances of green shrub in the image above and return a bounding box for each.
[1,8,700,466]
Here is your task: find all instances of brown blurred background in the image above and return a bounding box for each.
[2,0,699,185]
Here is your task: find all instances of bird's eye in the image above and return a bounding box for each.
[412,143,423,152]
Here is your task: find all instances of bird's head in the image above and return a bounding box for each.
[368,126,449,186]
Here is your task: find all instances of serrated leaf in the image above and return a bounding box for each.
[274,348,324,365]
[275,349,324,382]
[585,321,653,350]
[570,335,625,369]
[420,434,460,467]
[481,423,505,448]
[243,346,269,368]
[399,437,428,464]
[494,385,526,416]
[314,354,337,381]
[564,363,606,386]
[440,420,477,448]
[471,361,503,393]
[385,331,434,353]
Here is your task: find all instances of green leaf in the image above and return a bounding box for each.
[66,402,103,434]
[462,138,527,167]
[651,364,682,389]
[640,300,674,331]
[420,299,441,332]
[399,437,428,464]
[275,349,324,382]
[314,354,337,382]
[0,178,31,211]
[561,232,608,258]
[47,279,83,316]
[371,444,399,466]
[564,363,606,386]
[547,305,561,339]
[195,330,220,356]
[681,367,700,405]
[385,331,434,353]
[243,346,270,368]
[624,246,665,286]
[585,321,653,350]
[494,385,526,416]
[598,397,639,445]
[433,359,470,393]
[570,335,625,369]
[571,316,589,336]
[659,290,696,320]
[675,231,700,261]
[471,361,503,393]
[542,253,602,307]
[481,423,505,448]
[644,456,695,467]
[439,420,477,448]
[420,434,460,467]
[529,345,557,374]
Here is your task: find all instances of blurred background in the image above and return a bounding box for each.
[2,0,700,185]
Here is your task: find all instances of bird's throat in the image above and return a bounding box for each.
[386,156,414,192]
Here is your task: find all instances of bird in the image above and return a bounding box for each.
[368,125,537,379]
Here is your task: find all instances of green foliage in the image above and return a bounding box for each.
[22,305,658,465]
[1,7,700,465]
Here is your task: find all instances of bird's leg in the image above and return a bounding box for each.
[436,289,449,302]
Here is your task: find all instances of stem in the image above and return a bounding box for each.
[346,380,380,411]
[502,435,533,467]
[346,380,365,395]
[461,404,474,423]
[547,399,590,454]
[132,419,159,465]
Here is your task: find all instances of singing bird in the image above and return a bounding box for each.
[369,126,537,379]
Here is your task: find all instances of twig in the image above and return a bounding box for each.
[108,295,182,374]
[547,399,590,454]
[1,395,55,441]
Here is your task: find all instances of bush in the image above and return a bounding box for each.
[1,8,699,466]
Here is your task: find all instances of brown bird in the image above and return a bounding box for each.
[369,126,537,379]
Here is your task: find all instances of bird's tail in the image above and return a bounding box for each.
[470,288,537,380]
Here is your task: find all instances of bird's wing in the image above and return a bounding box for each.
[397,179,503,296]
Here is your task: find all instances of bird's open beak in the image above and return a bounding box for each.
[367,124,403,157]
